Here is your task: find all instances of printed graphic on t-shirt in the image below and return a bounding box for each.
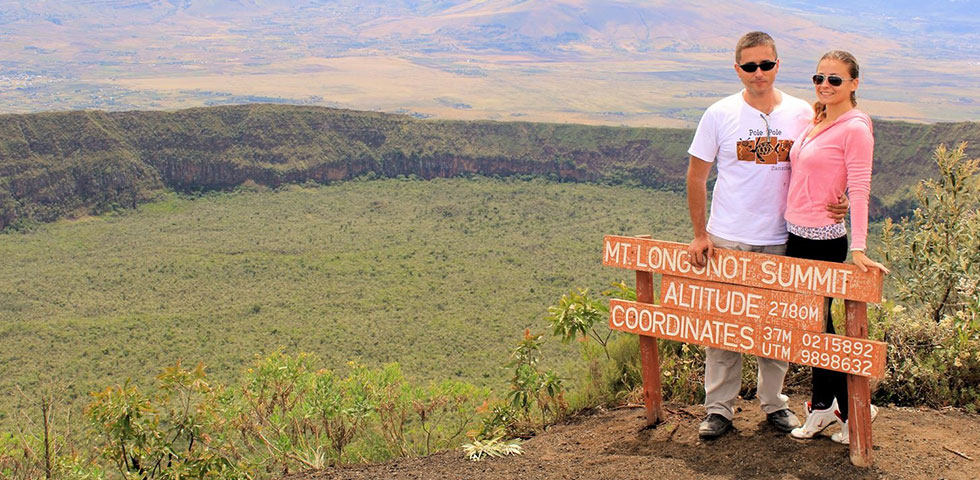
[736,137,793,164]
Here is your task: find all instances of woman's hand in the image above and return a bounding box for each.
[852,250,890,274]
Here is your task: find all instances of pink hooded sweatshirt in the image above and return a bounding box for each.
[785,109,874,251]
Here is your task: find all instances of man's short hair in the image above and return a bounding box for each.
[735,31,777,63]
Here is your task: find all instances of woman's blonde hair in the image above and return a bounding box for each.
[813,50,859,123]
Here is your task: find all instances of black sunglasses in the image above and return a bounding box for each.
[812,74,850,87]
[738,60,777,73]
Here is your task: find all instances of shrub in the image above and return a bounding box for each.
[882,143,979,322]
[78,353,492,477]
[546,282,711,409]
[1,385,105,480]
[232,352,365,471]
[86,362,244,479]
[0,432,46,480]
[370,365,485,457]
[506,330,568,428]
[546,288,611,358]
[874,143,980,409]
[875,307,980,410]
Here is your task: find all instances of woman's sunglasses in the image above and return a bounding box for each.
[812,74,850,87]
[738,60,777,73]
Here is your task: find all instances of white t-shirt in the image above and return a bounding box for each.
[688,90,813,245]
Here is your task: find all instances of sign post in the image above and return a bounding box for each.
[845,300,873,467]
[636,235,666,426]
[603,235,884,467]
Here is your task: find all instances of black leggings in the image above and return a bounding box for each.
[785,233,850,421]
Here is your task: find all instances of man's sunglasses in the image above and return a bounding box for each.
[812,74,850,87]
[738,60,777,72]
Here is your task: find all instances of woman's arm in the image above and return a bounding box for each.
[843,116,888,273]
[843,117,874,251]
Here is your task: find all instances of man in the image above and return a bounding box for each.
[686,31,846,439]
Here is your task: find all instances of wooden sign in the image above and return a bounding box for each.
[609,299,886,378]
[603,235,882,303]
[660,275,825,332]
[602,235,885,467]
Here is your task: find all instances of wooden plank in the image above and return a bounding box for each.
[846,300,874,467]
[660,275,825,332]
[602,235,882,303]
[608,299,886,378]
[636,267,666,426]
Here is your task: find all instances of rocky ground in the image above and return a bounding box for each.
[284,393,979,480]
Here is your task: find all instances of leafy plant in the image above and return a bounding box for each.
[875,307,980,410]
[506,330,567,427]
[461,437,523,461]
[79,353,492,477]
[882,143,979,322]
[0,432,45,480]
[233,353,375,471]
[86,362,244,479]
[469,400,518,441]
[369,365,484,457]
[546,289,611,358]
[873,143,980,410]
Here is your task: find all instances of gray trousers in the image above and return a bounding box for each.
[704,234,790,419]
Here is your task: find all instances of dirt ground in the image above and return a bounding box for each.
[284,393,979,480]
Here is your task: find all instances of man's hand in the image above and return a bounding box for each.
[688,235,714,268]
[827,194,849,223]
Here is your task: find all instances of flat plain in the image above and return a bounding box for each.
[0,177,692,427]
[4,1,978,126]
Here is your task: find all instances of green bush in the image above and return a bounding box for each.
[882,143,979,323]
[86,362,245,479]
[1,388,104,480]
[0,432,46,480]
[506,330,568,429]
[546,283,710,409]
[73,353,494,478]
[876,307,980,411]
[874,143,980,409]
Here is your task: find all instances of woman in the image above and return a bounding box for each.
[784,50,889,444]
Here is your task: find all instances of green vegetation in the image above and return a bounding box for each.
[877,144,980,408]
[2,104,978,477]
[2,145,978,477]
[4,353,489,478]
[0,177,693,430]
[2,105,978,230]
[882,143,979,322]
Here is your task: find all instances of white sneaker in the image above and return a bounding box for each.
[790,398,839,439]
[831,405,879,445]
[831,424,848,444]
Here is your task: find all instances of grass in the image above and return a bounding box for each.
[0,176,692,427]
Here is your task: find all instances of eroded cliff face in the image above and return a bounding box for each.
[1,104,976,229]
[0,111,163,228]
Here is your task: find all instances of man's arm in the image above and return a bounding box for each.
[687,155,714,267]
[827,194,849,223]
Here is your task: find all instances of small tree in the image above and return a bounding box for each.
[882,143,979,322]
[545,289,611,358]
[86,362,243,479]
[506,330,566,427]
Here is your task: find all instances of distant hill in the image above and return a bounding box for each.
[1,104,977,229]
[2,1,977,125]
